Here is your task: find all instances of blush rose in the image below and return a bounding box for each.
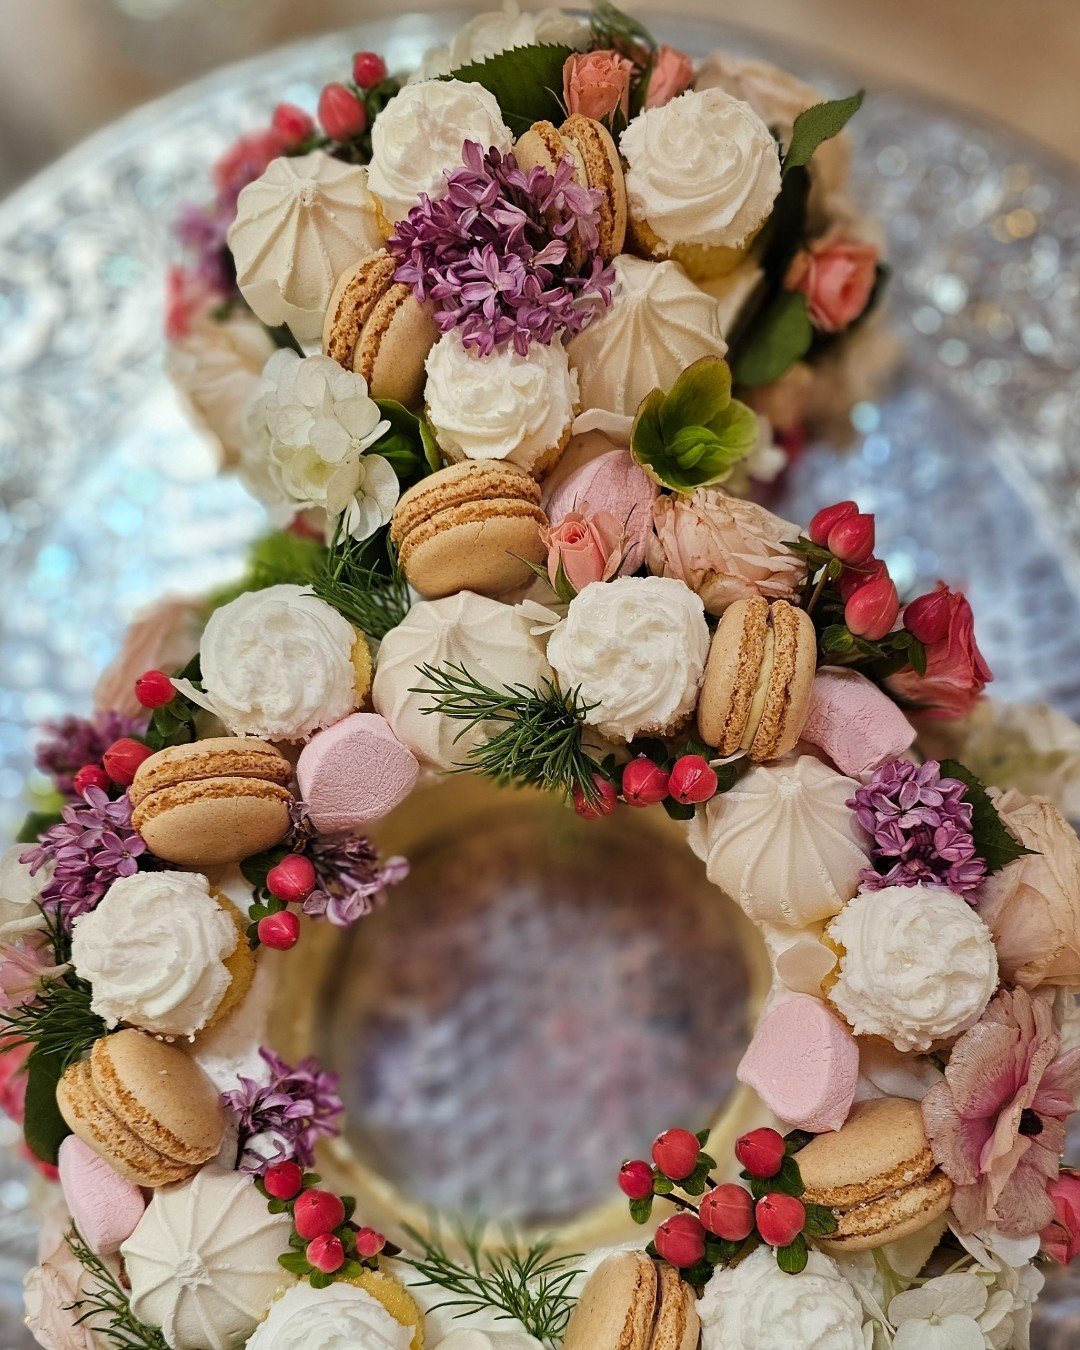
[785,233,879,333]
[645,46,694,108]
[541,508,625,593]
[562,50,633,123]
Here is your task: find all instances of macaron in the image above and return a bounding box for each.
[56,1030,226,1188]
[390,460,549,599]
[58,1134,146,1255]
[795,1096,953,1253]
[696,596,817,760]
[801,666,916,777]
[323,248,437,406]
[514,115,627,265]
[129,737,292,868]
[563,1253,696,1350]
[297,712,419,834]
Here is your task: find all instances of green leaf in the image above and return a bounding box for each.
[419,417,442,474]
[205,531,328,613]
[629,1196,654,1224]
[659,357,731,440]
[374,399,437,491]
[773,1154,805,1197]
[733,290,814,387]
[444,44,575,133]
[783,92,864,174]
[756,165,811,283]
[663,797,696,822]
[145,654,205,751]
[23,1048,69,1165]
[653,1174,674,1195]
[15,809,63,844]
[803,1203,839,1236]
[590,1,657,57]
[695,1129,711,1147]
[240,845,290,892]
[278,1251,311,1275]
[775,1232,809,1274]
[939,760,1037,874]
[309,1270,333,1290]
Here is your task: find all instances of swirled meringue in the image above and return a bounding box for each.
[414,2,588,81]
[425,330,578,474]
[566,256,728,416]
[369,80,512,225]
[827,885,999,1052]
[547,576,709,741]
[229,152,385,342]
[620,89,781,250]
[71,872,238,1037]
[196,585,360,740]
[247,1282,411,1349]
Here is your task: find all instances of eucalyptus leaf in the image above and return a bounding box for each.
[444,44,574,132]
[783,92,864,174]
[733,290,814,387]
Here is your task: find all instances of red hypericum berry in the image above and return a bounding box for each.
[837,555,886,603]
[668,755,718,805]
[573,775,618,820]
[699,1184,755,1241]
[808,500,858,547]
[266,854,317,903]
[271,101,315,148]
[73,764,111,796]
[263,1160,304,1201]
[134,669,175,709]
[102,738,153,787]
[654,1213,707,1268]
[827,513,875,566]
[355,1227,386,1259]
[755,1192,806,1248]
[734,1127,786,1179]
[257,911,301,951]
[618,1159,655,1201]
[318,82,368,141]
[307,1233,345,1274]
[845,572,900,641]
[352,50,388,89]
[621,757,670,808]
[652,1128,700,1181]
[293,1189,346,1240]
[903,582,952,644]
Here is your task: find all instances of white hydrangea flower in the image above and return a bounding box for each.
[888,1274,990,1349]
[241,349,393,540]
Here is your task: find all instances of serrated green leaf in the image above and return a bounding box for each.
[783,92,864,174]
[631,358,756,491]
[444,44,575,132]
[23,1048,69,1165]
[733,290,814,387]
[629,1196,654,1224]
[939,759,1037,874]
[775,1232,808,1273]
[803,1203,839,1236]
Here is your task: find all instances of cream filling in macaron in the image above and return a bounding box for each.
[739,629,775,753]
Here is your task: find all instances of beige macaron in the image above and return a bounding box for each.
[795,1096,953,1253]
[514,114,627,265]
[390,460,548,600]
[129,737,292,868]
[563,1252,698,1350]
[57,1031,226,1188]
[323,248,438,406]
[696,596,817,760]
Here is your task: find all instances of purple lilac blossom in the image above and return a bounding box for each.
[289,801,408,927]
[223,1046,343,1173]
[34,711,146,797]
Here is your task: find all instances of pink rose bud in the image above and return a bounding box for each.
[734,1127,786,1179]
[700,1184,755,1241]
[318,82,368,141]
[102,737,152,787]
[73,764,111,796]
[1041,1171,1080,1265]
[293,1189,346,1240]
[755,1193,806,1247]
[645,45,694,108]
[573,775,618,820]
[652,1128,700,1181]
[352,51,387,89]
[562,50,633,123]
[134,669,175,709]
[618,1159,655,1200]
[621,756,670,808]
[808,500,858,547]
[837,556,886,603]
[654,1214,707,1268]
[263,1160,304,1201]
[886,585,993,719]
[271,102,315,148]
[845,572,900,641]
[903,583,953,644]
[785,233,879,333]
[355,1227,386,1259]
[266,854,317,903]
[827,512,875,565]
[257,911,301,951]
[668,755,719,805]
[306,1233,345,1274]
[541,509,623,595]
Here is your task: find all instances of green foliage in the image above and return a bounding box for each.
[444,44,575,132]
[939,759,1037,874]
[65,1226,169,1348]
[23,1048,70,1165]
[145,654,203,751]
[733,291,814,387]
[312,528,411,640]
[374,399,440,486]
[783,92,865,174]
[15,807,63,844]
[629,1196,654,1224]
[205,530,328,613]
[590,1,657,57]
[775,1232,809,1274]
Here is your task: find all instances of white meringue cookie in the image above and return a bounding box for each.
[246,1281,411,1349]
[414,2,588,81]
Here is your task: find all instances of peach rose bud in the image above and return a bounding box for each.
[563,50,633,123]
[541,508,624,595]
[645,46,695,108]
[785,233,879,333]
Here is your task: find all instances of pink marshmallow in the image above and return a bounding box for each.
[800,666,915,777]
[58,1135,145,1255]
[737,994,859,1133]
[297,712,419,834]
[543,448,658,572]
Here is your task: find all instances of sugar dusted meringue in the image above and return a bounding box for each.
[122,1166,294,1350]
[566,256,728,416]
[246,1281,411,1349]
[686,755,872,927]
[547,576,709,741]
[229,152,385,342]
[372,593,553,770]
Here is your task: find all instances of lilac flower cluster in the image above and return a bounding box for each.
[34,711,145,797]
[848,759,987,898]
[389,140,615,356]
[224,1046,343,1174]
[20,788,148,929]
[290,801,408,927]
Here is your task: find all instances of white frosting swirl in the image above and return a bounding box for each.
[369,80,512,224]
[72,872,237,1037]
[247,1282,410,1349]
[415,3,588,81]
[827,885,998,1053]
[198,585,359,740]
[620,89,781,250]
[566,256,727,416]
[0,844,50,938]
[547,577,709,741]
[699,1246,867,1350]
[425,331,578,471]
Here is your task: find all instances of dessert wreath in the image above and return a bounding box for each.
[5,5,1080,1349]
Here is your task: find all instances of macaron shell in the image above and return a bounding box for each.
[696,596,769,752]
[402,506,547,599]
[649,1263,699,1350]
[392,460,542,547]
[323,250,398,363]
[813,1171,953,1253]
[58,1134,146,1255]
[748,601,817,761]
[561,115,627,261]
[357,282,438,405]
[562,1252,658,1350]
[132,778,292,867]
[795,1096,938,1210]
[297,712,420,832]
[801,666,916,776]
[129,737,292,804]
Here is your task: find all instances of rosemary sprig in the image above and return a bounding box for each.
[64,1226,168,1349]
[411,663,603,801]
[401,1223,582,1347]
[312,526,410,639]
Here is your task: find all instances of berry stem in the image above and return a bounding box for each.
[806,566,831,616]
[663,1194,700,1215]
